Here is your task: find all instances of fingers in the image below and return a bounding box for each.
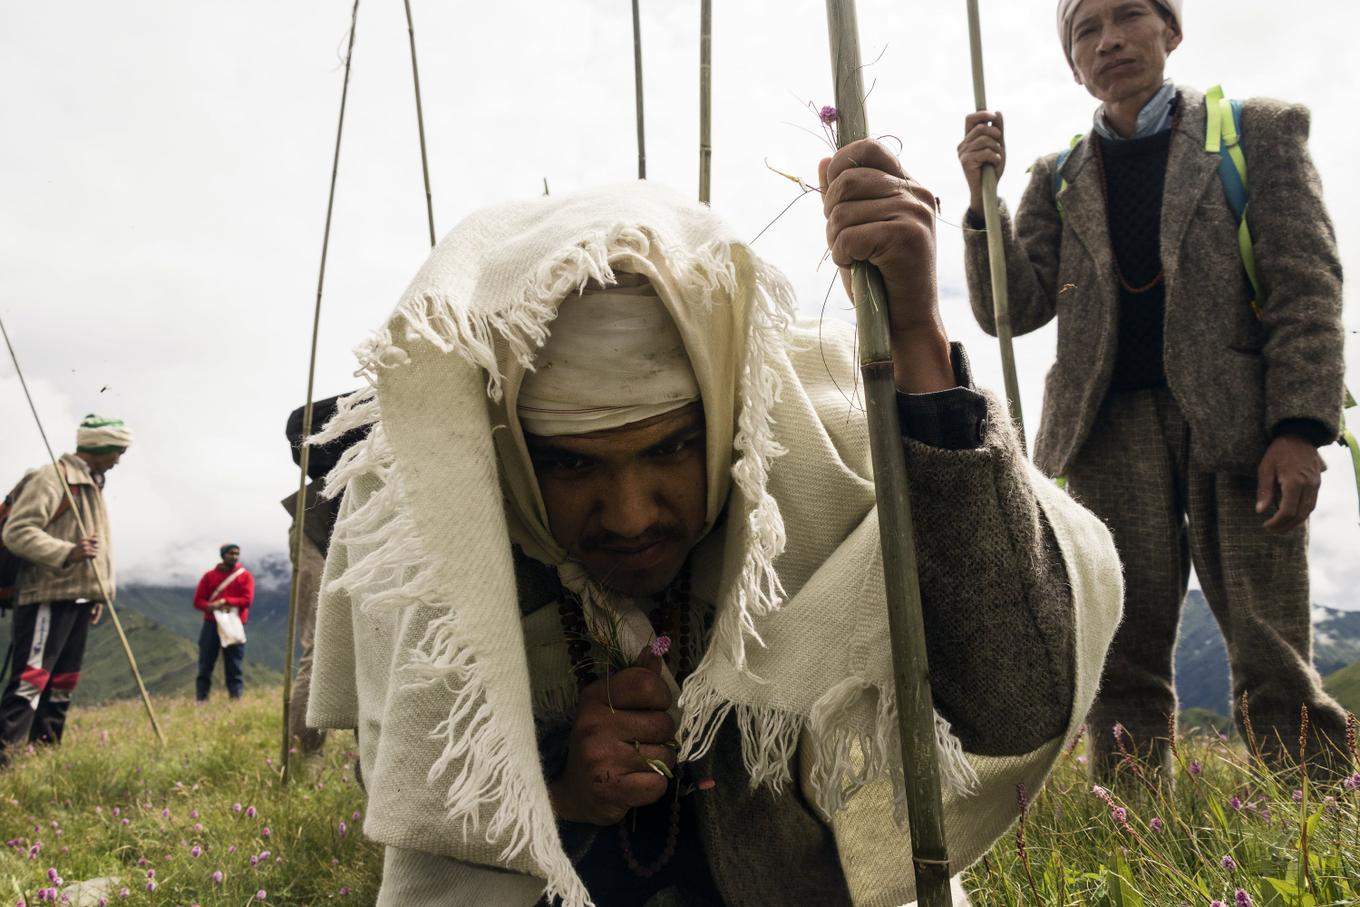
[1255,456,1277,516]
[823,138,906,190]
[964,110,1004,133]
[584,666,673,711]
[1263,473,1319,533]
[632,647,663,674]
[825,199,934,271]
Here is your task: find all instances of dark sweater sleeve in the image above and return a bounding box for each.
[896,343,988,451]
[903,391,1076,756]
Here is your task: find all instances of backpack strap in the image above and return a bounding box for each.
[1052,133,1084,218]
[1205,85,1262,318]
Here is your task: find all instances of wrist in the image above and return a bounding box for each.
[890,326,955,394]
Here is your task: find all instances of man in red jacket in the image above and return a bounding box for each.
[192,544,254,701]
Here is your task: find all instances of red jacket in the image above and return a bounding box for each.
[193,565,255,624]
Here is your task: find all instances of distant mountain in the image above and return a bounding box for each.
[1175,590,1360,715]
[1324,661,1360,715]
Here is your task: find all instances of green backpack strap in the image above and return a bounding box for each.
[1052,133,1084,218]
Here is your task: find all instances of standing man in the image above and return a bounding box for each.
[958,0,1347,780]
[0,414,132,768]
[193,544,254,701]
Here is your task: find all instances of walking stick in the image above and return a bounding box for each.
[823,3,952,905]
[965,0,1025,451]
[281,0,360,785]
[698,0,711,204]
[631,0,646,179]
[402,0,437,247]
[0,314,166,747]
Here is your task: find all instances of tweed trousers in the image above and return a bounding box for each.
[1067,388,1348,781]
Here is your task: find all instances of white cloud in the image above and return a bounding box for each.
[1,0,1357,605]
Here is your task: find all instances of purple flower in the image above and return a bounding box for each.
[1292,789,1304,802]
[261,826,271,839]
[194,822,204,833]
[190,809,200,819]
[352,810,362,822]
[255,891,266,902]
[233,803,242,814]
[258,851,271,862]
[1222,854,1237,871]
[1149,817,1164,831]
[1229,796,1243,811]
[161,808,170,818]
[191,845,202,858]
[144,883,155,893]
[1188,760,1202,776]
[648,635,671,658]
[119,819,129,827]
[1343,773,1360,792]
[339,888,350,897]
[818,105,838,125]
[27,843,41,859]
[46,870,59,883]
[212,870,224,885]
[250,855,258,867]
[1235,890,1253,907]
[245,805,256,819]
[1212,901,1225,907]
[228,846,237,855]
[338,821,348,839]
[117,889,129,900]
[111,808,120,818]
[1112,806,1128,827]
[145,870,154,880]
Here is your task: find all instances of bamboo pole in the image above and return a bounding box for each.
[698,0,711,203]
[281,0,360,786]
[631,0,646,179]
[965,0,1025,451]
[402,0,437,247]
[0,314,166,748]
[823,3,952,905]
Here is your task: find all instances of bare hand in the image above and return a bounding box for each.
[958,111,1007,216]
[819,138,953,393]
[64,537,99,565]
[90,602,104,626]
[548,649,676,826]
[1256,434,1325,533]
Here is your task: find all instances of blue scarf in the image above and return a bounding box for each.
[1094,80,1176,141]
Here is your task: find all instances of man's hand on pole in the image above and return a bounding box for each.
[819,138,953,394]
[64,537,99,566]
[90,602,104,626]
[958,110,1007,216]
[548,647,677,826]
[1257,434,1325,533]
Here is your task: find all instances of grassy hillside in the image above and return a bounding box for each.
[1,690,1357,905]
[0,608,284,707]
[1325,660,1360,715]
[0,689,379,905]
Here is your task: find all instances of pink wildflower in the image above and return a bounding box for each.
[258,851,271,862]
[352,810,362,822]
[212,870,223,885]
[255,891,266,901]
[261,826,271,839]
[1188,760,1202,776]
[1343,773,1360,792]
[245,806,256,819]
[191,846,202,858]
[228,846,237,854]
[111,808,119,818]
[1235,890,1253,907]
[339,888,350,896]
[1149,817,1164,831]
[232,803,242,814]
[119,819,128,827]
[1229,796,1242,811]
[144,882,155,893]
[649,636,671,657]
[1222,854,1237,871]
[818,105,838,125]
[161,808,170,818]
[46,870,60,883]
[190,809,200,819]
[117,889,129,900]
[338,821,348,839]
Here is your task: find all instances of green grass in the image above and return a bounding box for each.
[2,692,1357,906]
[0,689,379,905]
[1324,662,1360,716]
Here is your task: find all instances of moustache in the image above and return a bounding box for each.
[584,524,685,554]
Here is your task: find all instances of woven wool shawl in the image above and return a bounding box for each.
[308,182,1123,906]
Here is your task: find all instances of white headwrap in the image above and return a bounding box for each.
[517,276,700,437]
[1056,0,1183,66]
[75,414,134,452]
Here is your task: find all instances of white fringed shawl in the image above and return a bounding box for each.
[306,182,1123,906]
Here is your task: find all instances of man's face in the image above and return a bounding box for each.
[526,402,707,597]
[1069,0,1181,104]
[221,547,241,568]
[86,449,125,476]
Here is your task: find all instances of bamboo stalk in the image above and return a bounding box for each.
[0,314,166,748]
[698,0,711,203]
[966,0,1025,451]
[281,0,360,786]
[632,0,646,179]
[402,0,437,247]
[823,3,952,905]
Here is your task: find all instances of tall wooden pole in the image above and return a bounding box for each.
[281,0,360,786]
[0,314,166,747]
[402,0,437,247]
[823,3,952,905]
[821,1,952,907]
[966,0,1025,450]
[698,0,712,203]
[632,0,646,179]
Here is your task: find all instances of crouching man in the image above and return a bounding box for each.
[306,143,1123,906]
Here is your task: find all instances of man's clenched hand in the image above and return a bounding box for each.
[548,649,677,826]
[1256,434,1325,533]
[820,138,953,394]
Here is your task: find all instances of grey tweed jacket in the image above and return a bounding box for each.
[964,86,1344,477]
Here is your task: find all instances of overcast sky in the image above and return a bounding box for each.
[2,1,1357,606]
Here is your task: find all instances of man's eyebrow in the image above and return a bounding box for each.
[525,438,588,461]
[646,419,706,453]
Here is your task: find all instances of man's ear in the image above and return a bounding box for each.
[1165,26,1183,54]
